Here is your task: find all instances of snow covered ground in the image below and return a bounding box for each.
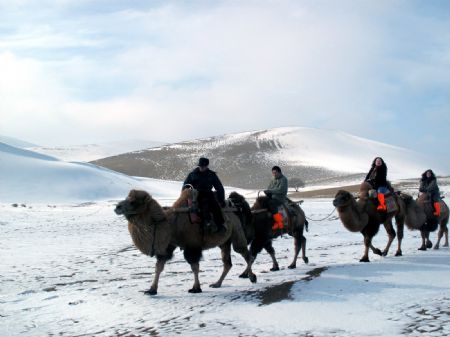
[1,198,449,337]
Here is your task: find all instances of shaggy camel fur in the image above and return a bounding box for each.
[243,194,308,270]
[114,189,256,295]
[333,182,407,261]
[401,193,449,250]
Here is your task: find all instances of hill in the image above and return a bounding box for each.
[93,127,444,189]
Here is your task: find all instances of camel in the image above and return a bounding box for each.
[233,193,308,271]
[333,182,407,261]
[114,189,257,295]
[401,193,449,250]
[228,192,281,272]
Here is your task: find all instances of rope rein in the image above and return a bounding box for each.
[305,207,337,222]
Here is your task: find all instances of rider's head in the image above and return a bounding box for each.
[272,166,282,178]
[198,157,209,172]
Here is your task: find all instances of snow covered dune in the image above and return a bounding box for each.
[0,143,180,204]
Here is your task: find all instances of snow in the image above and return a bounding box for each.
[141,127,448,180]
[1,130,449,336]
[255,127,444,179]
[1,198,449,336]
[27,139,165,162]
[0,135,37,148]
[0,142,181,203]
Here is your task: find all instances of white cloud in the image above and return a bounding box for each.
[0,0,449,158]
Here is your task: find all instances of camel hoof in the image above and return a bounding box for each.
[418,247,426,251]
[144,288,157,296]
[303,256,309,264]
[209,283,221,288]
[433,245,439,250]
[426,241,433,249]
[239,271,249,279]
[382,251,388,257]
[270,266,280,272]
[443,243,449,247]
[288,264,296,269]
[188,287,202,293]
[395,251,402,257]
[359,257,370,262]
[249,273,257,283]
[373,248,383,256]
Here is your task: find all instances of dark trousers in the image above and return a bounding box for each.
[197,191,225,226]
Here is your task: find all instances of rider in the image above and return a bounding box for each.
[183,157,226,233]
[419,169,441,217]
[364,157,389,211]
[264,166,288,230]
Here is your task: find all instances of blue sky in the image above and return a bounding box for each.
[0,0,449,167]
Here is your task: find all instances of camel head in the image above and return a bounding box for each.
[228,191,246,206]
[333,190,354,208]
[115,189,152,218]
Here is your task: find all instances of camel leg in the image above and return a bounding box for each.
[382,220,396,256]
[188,262,202,293]
[288,234,308,267]
[287,235,300,269]
[426,231,433,249]
[184,248,202,293]
[232,235,257,283]
[144,257,167,295]
[369,244,382,256]
[210,242,232,288]
[395,222,404,256]
[418,230,427,250]
[301,236,309,264]
[263,241,279,271]
[360,234,371,262]
[444,227,449,247]
[434,224,444,250]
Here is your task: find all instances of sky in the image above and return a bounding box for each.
[0,0,449,161]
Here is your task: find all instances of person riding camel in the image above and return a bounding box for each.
[183,157,226,233]
[264,166,288,230]
[364,157,389,211]
[419,169,441,217]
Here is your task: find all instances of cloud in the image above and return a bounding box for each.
[0,0,449,167]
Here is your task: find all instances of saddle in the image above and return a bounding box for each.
[272,201,299,234]
[368,189,397,213]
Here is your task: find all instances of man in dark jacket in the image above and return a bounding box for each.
[419,169,441,216]
[183,157,226,232]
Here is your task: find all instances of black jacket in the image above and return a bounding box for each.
[365,164,387,190]
[183,168,225,203]
[419,171,440,197]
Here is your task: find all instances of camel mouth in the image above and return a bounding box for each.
[333,196,347,207]
[114,204,125,215]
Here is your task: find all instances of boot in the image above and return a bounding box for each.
[377,193,387,211]
[272,213,284,230]
[433,202,441,217]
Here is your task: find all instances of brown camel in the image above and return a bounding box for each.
[333,182,406,261]
[114,189,256,295]
[245,194,308,270]
[402,193,449,250]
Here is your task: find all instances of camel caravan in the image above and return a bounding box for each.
[114,157,448,295]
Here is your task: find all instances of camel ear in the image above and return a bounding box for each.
[145,193,152,203]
